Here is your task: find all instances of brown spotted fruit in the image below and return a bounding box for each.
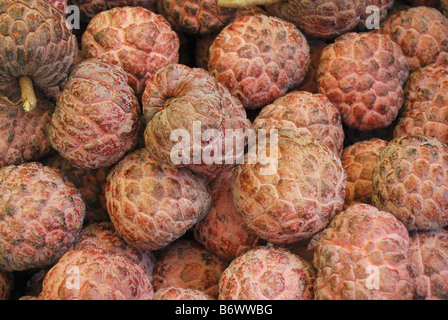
[264,0,367,40]
[48,58,140,170]
[194,6,268,70]
[73,221,156,281]
[217,0,367,40]
[193,168,260,262]
[372,135,448,231]
[157,0,236,35]
[313,203,415,300]
[105,148,212,251]
[409,228,448,300]
[207,13,310,109]
[153,239,228,299]
[38,248,154,300]
[43,153,110,224]
[48,0,68,13]
[0,162,85,271]
[231,129,347,245]
[317,31,409,131]
[252,90,344,158]
[0,89,53,168]
[218,245,316,300]
[342,138,388,208]
[393,63,448,145]
[379,6,448,72]
[142,64,251,177]
[82,6,180,96]
[47,0,69,14]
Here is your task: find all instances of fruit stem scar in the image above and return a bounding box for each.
[19,76,37,113]
[217,0,281,8]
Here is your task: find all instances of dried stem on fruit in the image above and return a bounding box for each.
[19,77,37,113]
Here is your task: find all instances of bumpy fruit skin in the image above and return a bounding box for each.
[0,0,78,89]
[358,0,394,30]
[266,0,366,40]
[252,91,344,157]
[48,58,140,170]
[380,6,448,72]
[158,0,235,35]
[193,168,260,262]
[317,32,409,131]
[297,40,327,94]
[0,92,53,168]
[194,6,268,69]
[154,287,214,300]
[409,228,448,300]
[70,0,158,22]
[372,135,448,231]
[43,153,110,224]
[153,239,228,299]
[313,203,415,300]
[0,162,85,271]
[105,148,212,251]
[142,64,251,177]
[0,270,13,300]
[38,248,154,300]
[41,49,84,103]
[218,246,315,300]
[41,48,83,100]
[0,82,20,102]
[82,6,179,96]
[342,138,388,208]
[74,221,156,280]
[208,13,310,109]
[48,0,68,13]
[232,129,347,244]
[393,63,448,145]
